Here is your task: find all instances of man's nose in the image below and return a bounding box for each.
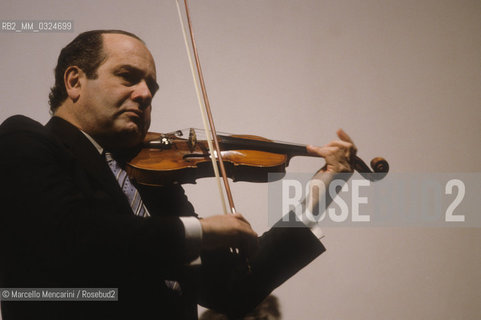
[131,80,152,108]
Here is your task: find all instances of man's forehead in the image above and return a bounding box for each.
[101,33,155,69]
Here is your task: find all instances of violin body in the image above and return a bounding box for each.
[126,130,291,186]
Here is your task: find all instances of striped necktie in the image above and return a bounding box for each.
[105,152,150,217]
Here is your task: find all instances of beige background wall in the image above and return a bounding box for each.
[1,0,480,319]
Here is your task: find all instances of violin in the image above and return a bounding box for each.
[126,128,389,187]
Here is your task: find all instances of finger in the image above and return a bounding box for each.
[308,145,349,161]
[232,213,251,226]
[306,145,330,158]
[230,214,257,239]
[326,140,353,150]
[336,128,353,143]
[336,129,357,154]
[238,224,258,239]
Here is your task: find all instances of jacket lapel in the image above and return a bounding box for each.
[45,116,133,216]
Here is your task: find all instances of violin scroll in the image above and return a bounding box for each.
[371,157,389,174]
[351,155,389,182]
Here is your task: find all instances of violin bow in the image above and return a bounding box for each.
[175,0,237,215]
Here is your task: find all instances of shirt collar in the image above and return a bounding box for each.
[80,130,104,155]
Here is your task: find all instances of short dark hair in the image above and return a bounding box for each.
[48,30,144,114]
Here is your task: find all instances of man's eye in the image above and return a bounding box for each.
[119,73,138,84]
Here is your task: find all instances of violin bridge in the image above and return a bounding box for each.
[188,128,197,152]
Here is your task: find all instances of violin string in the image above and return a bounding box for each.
[175,0,229,214]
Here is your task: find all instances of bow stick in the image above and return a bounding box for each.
[175,0,236,215]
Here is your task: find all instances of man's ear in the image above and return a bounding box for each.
[64,66,84,102]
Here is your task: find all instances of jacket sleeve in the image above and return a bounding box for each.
[196,210,326,317]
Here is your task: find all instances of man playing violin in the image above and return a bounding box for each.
[0,30,356,320]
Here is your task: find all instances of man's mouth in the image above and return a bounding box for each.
[123,109,142,119]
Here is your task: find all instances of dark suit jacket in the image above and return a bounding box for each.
[0,115,325,320]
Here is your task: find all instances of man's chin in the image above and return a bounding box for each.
[110,124,145,148]
[121,130,145,147]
